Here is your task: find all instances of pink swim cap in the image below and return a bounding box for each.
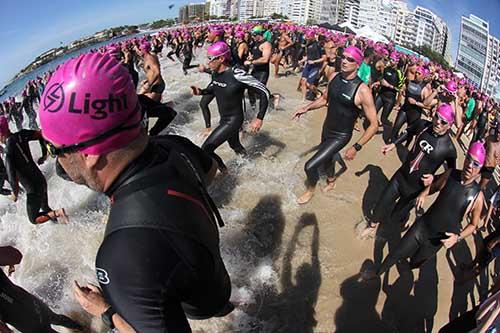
[0,116,9,136]
[436,103,455,125]
[343,46,363,65]
[39,53,142,155]
[107,46,121,60]
[390,52,399,61]
[305,31,315,39]
[467,141,486,166]
[210,28,224,37]
[235,31,245,39]
[207,41,231,63]
[140,41,151,53]
[444,80,457,94]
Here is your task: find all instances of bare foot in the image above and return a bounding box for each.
[322,178,337,193]
[55,208,69,224]
[297,189,315,204]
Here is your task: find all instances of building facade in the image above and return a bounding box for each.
[456,14,490,88]
[482,35,500,97]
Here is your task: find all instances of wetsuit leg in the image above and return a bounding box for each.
[370,172,403,222]
[377,220,425,275]
[26,192,50,224]
[200,94,215,128]
[48,312,82,330]
[380,93,396,125]
[374,94,384,114]
[390,110,407,143]
[148,106,177,136]
[304,132,351,187]
[202,117,244,155]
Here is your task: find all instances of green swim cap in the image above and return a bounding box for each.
[252,25,264,35]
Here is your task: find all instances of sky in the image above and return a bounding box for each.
[407,0,500,61]
[0,0,499,88]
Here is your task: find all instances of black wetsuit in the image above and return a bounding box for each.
[96,135,231,332]
[305,74,363,187]
[5,130,50,224]
[371,120,457,223]
[231,41,248,68]
[21,96,37,129]
[473,110,488,142]
[125,53,139,88]
[391,80,426,142]
[374,66,400,124]
[249,40,271,107]
[182,40,197,75]
[200,67,270,169]
[377,169,481,275]
[138,95,177,136]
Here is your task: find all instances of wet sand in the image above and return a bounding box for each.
[170,64,494,332]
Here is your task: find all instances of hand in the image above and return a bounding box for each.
[408,97,417,105]
[9,194,17,202]
[372,82,381,88]
[0,321,12,333]
[292,107,308,120]
[249,118,263,133]
[190,86,201,96]
[198,64,206,72]
[344,147,357,161]
[73,281,109,317]
[37,156,46,165]
[200,127,212,139]
[244,60,252,66]
[415,194,426,210]
[307,60,314,65]
[441,232,459,249]
[7,265,15,277]
[141,79,149,87]
[381,143,395,155]
[421,174,434,187]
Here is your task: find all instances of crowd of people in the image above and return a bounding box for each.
[0,21,499,332]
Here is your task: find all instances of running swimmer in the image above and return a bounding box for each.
[364,141,485,279]
[39,52,232,332]
[292,46,378,204]
[374,53,404,126]
[361,104,457,238]
[191,42,270,170]
[298,30,326,101]
[391,66,432,144]
[0,246,82,333]
[245,26,272,110]
[0,116,68,224]
[138,41,165,103]
[272,27,293,78]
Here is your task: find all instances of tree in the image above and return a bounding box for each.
[270,12,289,20]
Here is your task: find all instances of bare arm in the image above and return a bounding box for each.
[252,42,272,64]
[355,84,378,146]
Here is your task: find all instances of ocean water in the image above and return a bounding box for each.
[0,30,157,103]
[2,48,315,332]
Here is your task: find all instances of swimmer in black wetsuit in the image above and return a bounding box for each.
[0,117,68,224]
[361,104,457,239]
[374,56,404,126]
[292,46,379,204]
[245,26,272,110]
[191,42,270,170]
[391,66,432,144]
[0,246,82,333]
[181,34,199,75]
[363,142,485,279]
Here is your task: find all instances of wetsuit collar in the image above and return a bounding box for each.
[105,143,161,197]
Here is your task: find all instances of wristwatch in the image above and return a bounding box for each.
[101,307,116,329]
[353,143,363,151]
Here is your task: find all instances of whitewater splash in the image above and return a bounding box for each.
[2,50,318,332]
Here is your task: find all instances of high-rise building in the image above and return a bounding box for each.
[482,35,500,97]
[179,3,207,21]
[179,5,189,22]
[320,0,343,24]
[209,0,229,17]
[456,14,489,88]
[281,0,321,24]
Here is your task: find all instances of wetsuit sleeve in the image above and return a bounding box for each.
[233,67,270,120]
[4,138,18,193]
[0,246,22,266]
[199,83,214,95]
[445,145,457,170]
[96,230,191,333]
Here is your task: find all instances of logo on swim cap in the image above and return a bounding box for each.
[43,82,65,113]
[96,268,110,285]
